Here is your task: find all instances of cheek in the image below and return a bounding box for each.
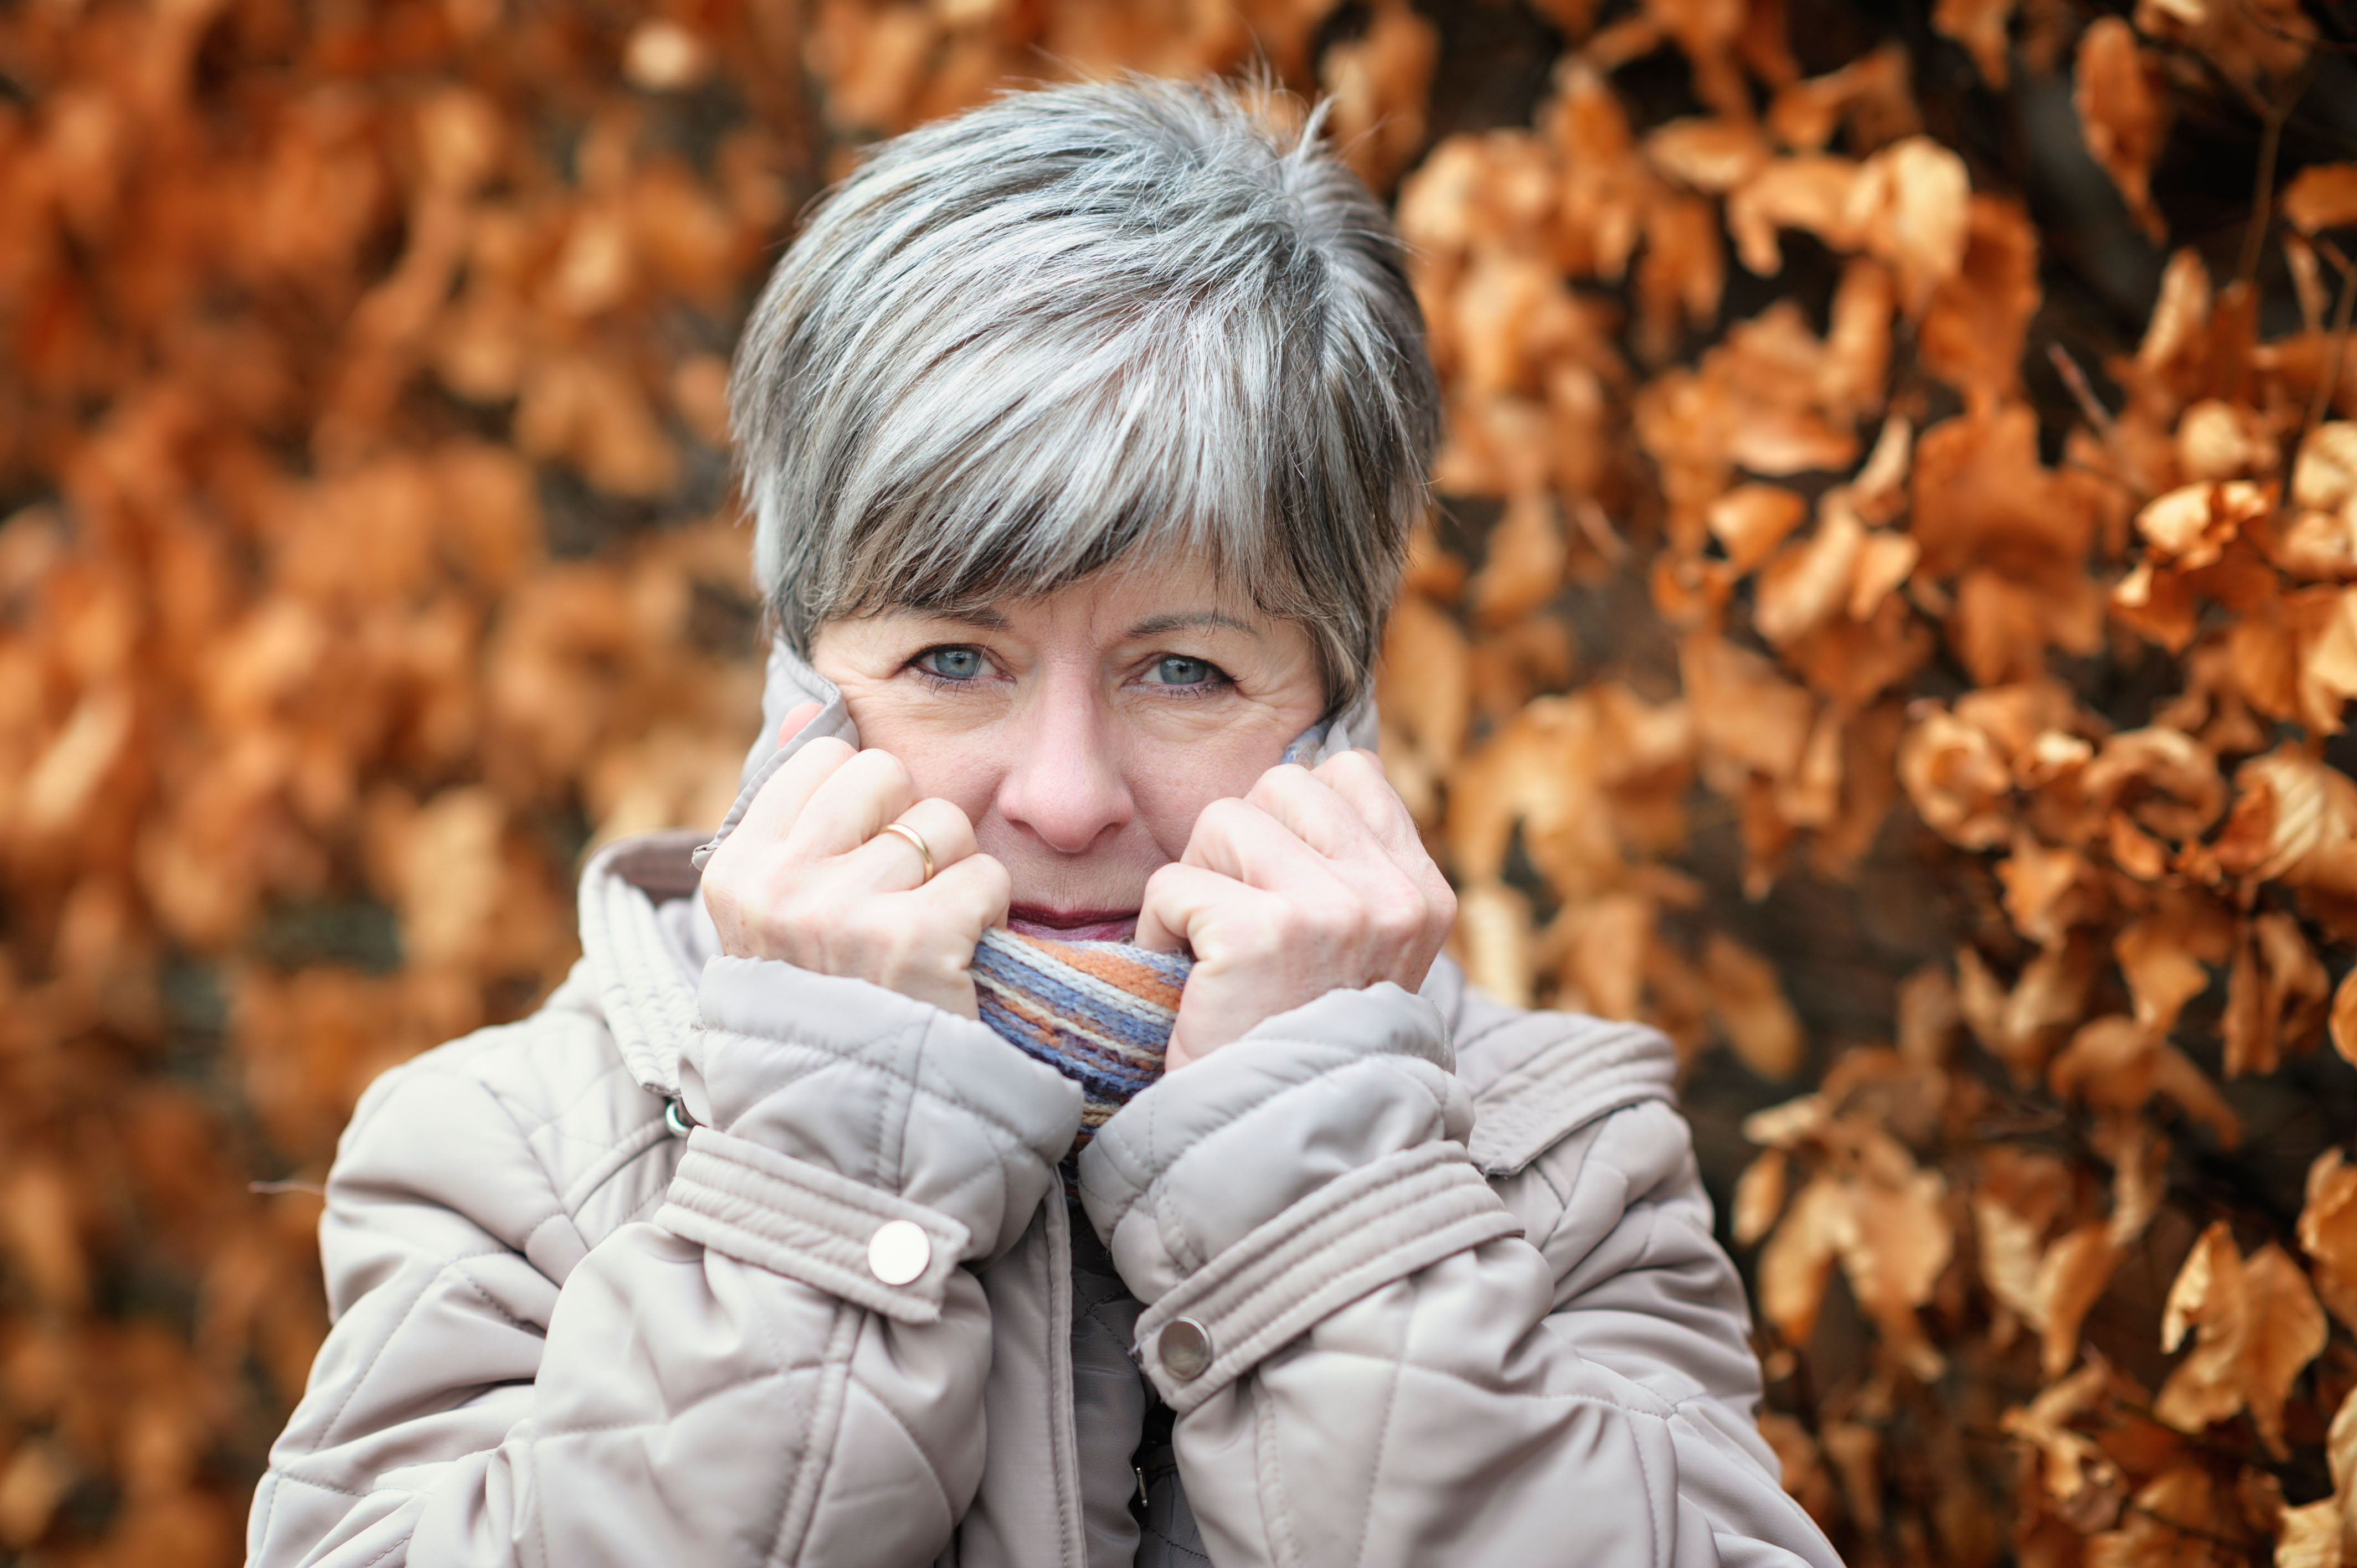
[1124,728,1283,857]
[846,705,1003,819]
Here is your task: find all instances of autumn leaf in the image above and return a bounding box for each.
[2074,19,2169,244]
[2155,1221,2326,1457]
[2283,164,2357,236]
[1705,932,1806,1079]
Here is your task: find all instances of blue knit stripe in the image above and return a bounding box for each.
[971,946,1173,1042]
[970,928,1193,1142]
[973,931,1183,1016]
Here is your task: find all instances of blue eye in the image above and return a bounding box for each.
[1153,656,1216,685]
[920,646,985,680]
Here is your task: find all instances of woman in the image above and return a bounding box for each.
[248,78,1840,1568]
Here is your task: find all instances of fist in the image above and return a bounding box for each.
[1136,750,1456,1069]
[701,716,1010,1018]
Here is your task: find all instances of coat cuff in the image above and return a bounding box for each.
[657,1127,972,1324]
[1130,1141,1522,1412]
[681,956,1083,1260]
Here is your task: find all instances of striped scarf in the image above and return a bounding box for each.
[972,926,1192,1146]
[963,724,1334,1142]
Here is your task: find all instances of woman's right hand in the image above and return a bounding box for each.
[701,708,1009,1018]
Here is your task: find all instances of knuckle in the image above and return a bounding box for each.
[700,876,743,921]
[1266,901,1314,946]
[787,736,854,788]
[1372,897,1418,942]
[1244,771,1291,809]
[1430,880,1460,924]
[1200,796,1253,832]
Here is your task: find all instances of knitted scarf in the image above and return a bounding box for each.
[964,721,1336,1141]
[971,926,1192,1146]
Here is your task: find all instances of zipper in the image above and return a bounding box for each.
[1042,1192,1088,1566]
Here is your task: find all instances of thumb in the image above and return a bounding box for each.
[775,700,824,750]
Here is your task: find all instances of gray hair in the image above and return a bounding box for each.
[727,75,1440,712]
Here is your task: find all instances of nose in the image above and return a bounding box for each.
[995,672,1134,856]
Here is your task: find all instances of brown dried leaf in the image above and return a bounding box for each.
[1707,483,1810,571]
[2299,1149,2357,1331]
[2294,424,2357,513]
[1842,1132,1955,1378]
[2240,1243,2327,1458]
[2154,1223,2326,1456]
[1734,1148,1790,1247]
[2073,19,2169,244]
[2276,1497,2345,1568]
[1934,0,2016,86]
[2176,399,2278,483]
[1321,0,1439,191]
[2222,912,2328,1077]
[2050,1013,2242,1147]
[1644,117,1771,194]
[1900,705,2016,850]
[2157,1220,2251,1431]
[2283,164,2357,236]
[1682,635,1816,780]
[2001,834,2105,947]
[2037,1223,2122,1380]
[2003,1361,2129,1533]
[1378,592,1472,772]
[2092,1111,2170,1247]
[1759,1172,1850,1344]
[1975,1187,2049,1326]
[1472,491,1570,627]
[1765,42,1921,154]
[1727,156,1861,275]
[1917,198,2042,404]
[2135,481,2275,570]
[1455,880,1536,1009]
[1849,137,1971,317]
[1705,932,1806,1079]
[2114,910,2217,1035]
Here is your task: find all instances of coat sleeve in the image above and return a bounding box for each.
[248,961,1081,1568]
[1075,986,1841,1568]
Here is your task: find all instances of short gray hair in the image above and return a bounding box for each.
[728,75,1440,712]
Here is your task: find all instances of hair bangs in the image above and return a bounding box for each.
[824,314,1296,633]
[732,75,1439,711]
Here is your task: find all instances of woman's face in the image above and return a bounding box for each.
[808,556,1327,942]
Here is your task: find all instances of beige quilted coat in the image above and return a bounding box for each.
[246,643,1842,1568]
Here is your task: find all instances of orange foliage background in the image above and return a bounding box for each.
[8,0,2357,1563]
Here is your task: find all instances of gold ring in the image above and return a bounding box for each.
[878,821,935,882]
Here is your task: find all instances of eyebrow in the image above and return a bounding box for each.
[1124,612,1261,640]
[900,607,1258,639]
[909,606,1012,631]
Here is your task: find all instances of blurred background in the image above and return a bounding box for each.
[7,0,2357,1562]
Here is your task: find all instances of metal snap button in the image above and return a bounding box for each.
[1159,1317,1212,1381]
[663,1097,695,1138]
[867,1219,932,1286]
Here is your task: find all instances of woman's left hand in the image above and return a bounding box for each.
[1136,750,1457,1070]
